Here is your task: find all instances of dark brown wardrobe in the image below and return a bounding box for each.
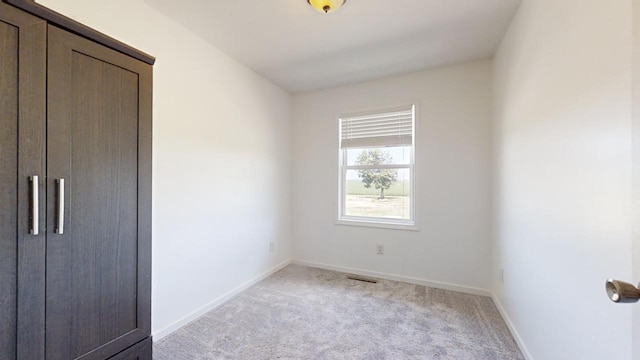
[0,1,153,359]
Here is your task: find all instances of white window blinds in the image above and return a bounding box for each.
[340,105,414,149]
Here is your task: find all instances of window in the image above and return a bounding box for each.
[338,105,416,228]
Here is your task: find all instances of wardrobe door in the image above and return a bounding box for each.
[46,25,152,360]
[0,4,46,360]
[108,338,152,360]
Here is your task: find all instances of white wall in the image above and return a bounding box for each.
[292,61,493,292]
[633,1,640,357]
[492,0,633,359]
[37,0,293,338]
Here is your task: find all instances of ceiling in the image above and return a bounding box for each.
[145,0,521,93]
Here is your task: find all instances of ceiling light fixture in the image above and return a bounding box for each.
[307,0,346,14]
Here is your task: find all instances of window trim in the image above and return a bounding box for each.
[336,103,418,230]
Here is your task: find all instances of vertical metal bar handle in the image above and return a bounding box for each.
[56,179,65,234]
[29,175,39,235]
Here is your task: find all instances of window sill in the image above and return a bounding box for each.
[335,218,419,231]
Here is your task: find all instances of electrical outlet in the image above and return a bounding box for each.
[376,244,384,255]
[501,269,504,284]
[269,241,275,252]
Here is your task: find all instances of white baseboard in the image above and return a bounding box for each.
[152,258,292,341]
[292,259,492,297]
[491,293,534,360]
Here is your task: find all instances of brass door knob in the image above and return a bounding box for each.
[606,279,640,303]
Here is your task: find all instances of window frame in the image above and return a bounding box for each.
[336,104,418,231]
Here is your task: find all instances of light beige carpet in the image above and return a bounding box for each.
[154,264,524,359]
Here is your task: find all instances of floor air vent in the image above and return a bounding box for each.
[347,275,378,283]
